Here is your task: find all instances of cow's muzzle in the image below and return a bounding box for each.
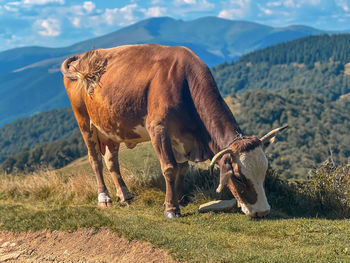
[248,209,270,218]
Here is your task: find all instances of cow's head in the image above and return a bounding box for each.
[210,126,288,218]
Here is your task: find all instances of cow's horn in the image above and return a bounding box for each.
[260,125,288,142]
[210,148,235,172]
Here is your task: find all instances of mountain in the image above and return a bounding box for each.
[212,34,350,100]
[0,17,325,75]
[0,16,326,127]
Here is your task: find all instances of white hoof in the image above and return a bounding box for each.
[98,192,112,203]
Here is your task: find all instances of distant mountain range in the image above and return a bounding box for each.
[0,16,327,126]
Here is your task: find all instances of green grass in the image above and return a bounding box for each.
[0,196,349,262]
[0,142,349,262]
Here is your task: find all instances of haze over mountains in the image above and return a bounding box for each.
[0,16,327,127]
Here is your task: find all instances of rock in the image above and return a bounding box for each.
[199,199,237,213]
[1,241,10,248]
[0,250,23,261]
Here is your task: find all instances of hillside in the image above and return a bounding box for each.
[0,17,325,127]
[212,34,350,100]
[2,89,349,179]
[0,107,78,163]
[234,89,350,178]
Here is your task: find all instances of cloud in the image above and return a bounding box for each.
[22,0,64,5]
[144,6,167,17]
[266,1,282,7]
[218,0,251,19]
[150,0,164,4]
[283,0,296,8]
[36,18,60,36]
[83,1,95,13]
[4,4,20,12]
[104,4,138,26]
[259,6,273,15]
[170,0,214,16]
[218,9,238,19]
[6,1,21,6]
[71,17,81,27]
[337,0,350,12]
[281,0,321,8]
[174,0,196,5]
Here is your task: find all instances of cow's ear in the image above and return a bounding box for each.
[260,125,288,151]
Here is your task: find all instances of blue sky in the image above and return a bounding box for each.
[1,0,350,51]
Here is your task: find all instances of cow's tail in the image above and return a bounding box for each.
[60,50,108,96]
[61,55,80,80]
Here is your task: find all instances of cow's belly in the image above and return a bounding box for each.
[170,135,210,163]
[91,120,150,149]
[90,117,210,163]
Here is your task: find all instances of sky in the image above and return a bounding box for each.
[1,0,350,51]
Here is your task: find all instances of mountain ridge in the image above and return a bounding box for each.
[0,16,327,126]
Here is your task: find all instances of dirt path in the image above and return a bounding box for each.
[0,228,177,262]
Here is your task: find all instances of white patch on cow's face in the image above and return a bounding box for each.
[237,147,270,217]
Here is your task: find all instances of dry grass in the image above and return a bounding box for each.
[0,149,163,206]
[0,169,107,205]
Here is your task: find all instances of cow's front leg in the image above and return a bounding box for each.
[103,144,133,204]
[147,121,180,218]
[176,162,189,208]
[163,166,181,218]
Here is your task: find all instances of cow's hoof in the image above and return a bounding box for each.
[98,201,113,208]
[98,192,112,208]
[120,197,133,206]
[117,187,133,204]
[164,211,182,218]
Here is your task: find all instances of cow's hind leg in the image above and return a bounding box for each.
[147,121,181,218]
[103,144,133,204]
[82,125,112,208]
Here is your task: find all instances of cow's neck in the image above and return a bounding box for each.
[187,68,242,154]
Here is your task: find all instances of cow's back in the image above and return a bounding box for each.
[63,44,208,150]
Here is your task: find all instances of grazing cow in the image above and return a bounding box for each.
[61,44,287,218]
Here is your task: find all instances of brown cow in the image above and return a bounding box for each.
[61,44,287,218]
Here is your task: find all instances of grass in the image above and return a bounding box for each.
[0,142,349,262]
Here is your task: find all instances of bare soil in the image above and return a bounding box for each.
[0,228,176,262]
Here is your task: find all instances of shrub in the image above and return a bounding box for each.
[265,161,350,219]
[305,159,350,217]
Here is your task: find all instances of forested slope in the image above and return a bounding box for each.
[234,89,350,178]
[212,34,350,100]
[0,107,78,163]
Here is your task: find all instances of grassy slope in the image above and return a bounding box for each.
[0,143,349,262]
